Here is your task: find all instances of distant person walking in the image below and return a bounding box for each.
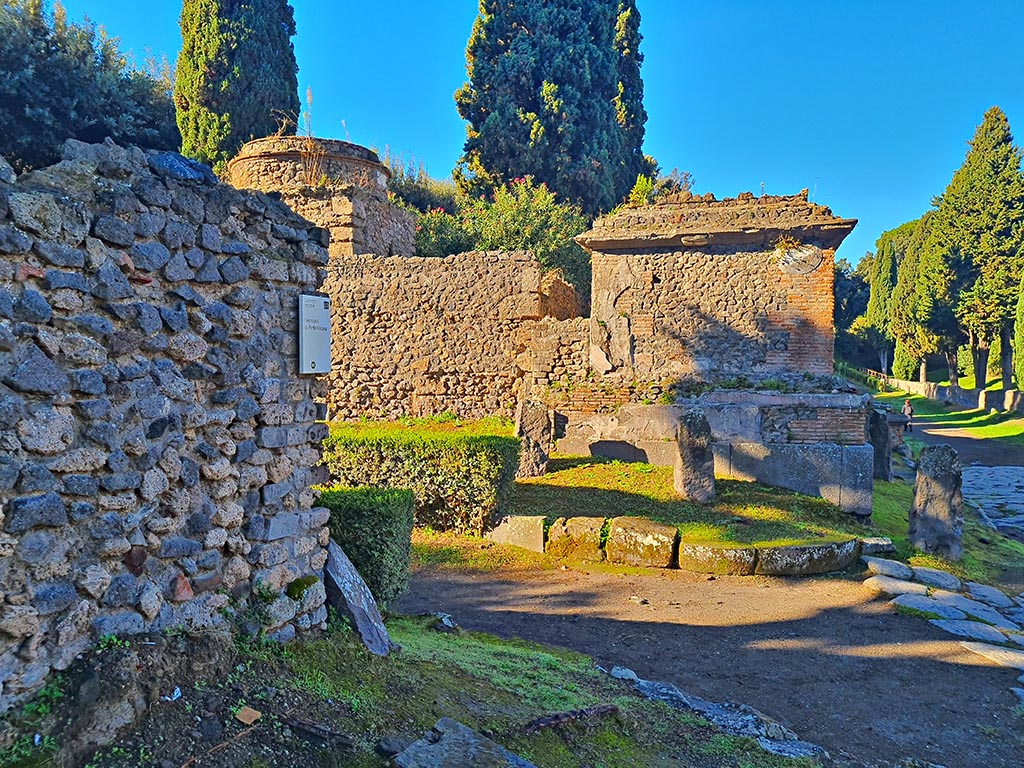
[902,399,914,432]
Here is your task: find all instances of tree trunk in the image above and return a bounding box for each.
[974,346,990,389]
[1001,323,1013,392]
[944,348,960,388]
[877,347,891,377]
[919,359,927,383]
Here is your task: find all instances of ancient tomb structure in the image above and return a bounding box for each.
[229,137,580,420]
[227,136,416,259]
[560,191,872,516]
[0,141,332,710]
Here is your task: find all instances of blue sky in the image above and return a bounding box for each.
[60,1,1024,264]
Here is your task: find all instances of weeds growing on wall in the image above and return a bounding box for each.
[321,421,520,535]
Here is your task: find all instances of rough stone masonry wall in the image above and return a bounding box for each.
[589,244,835,384]
[0,140,332,711]
[324,251,578,420]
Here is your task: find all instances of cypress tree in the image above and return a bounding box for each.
[455,0,648,216]
[890,214,936,381]
[1015,279,1024,389]
[918,107,1024,389]
[175,0,300,169]
[863,234,899,373]
[613,0,654,192]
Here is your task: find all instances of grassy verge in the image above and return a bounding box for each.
[872,478,1024,587]
[873,391,1024,447]
[70,619,817,768]
[507,457,869,547]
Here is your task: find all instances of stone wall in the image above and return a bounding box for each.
[323,251,578,419]
[0,141,332,711]
[227,137,416,258]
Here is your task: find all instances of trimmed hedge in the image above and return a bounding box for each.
[322,422,520,535]
[318,487,415,609]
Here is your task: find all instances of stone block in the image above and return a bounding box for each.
[754,539,860,576]
[868,408,891,481]
[393,718,537,768]
[546,517,604,562]
[514,400,551,478]
[677,542,756,575]
[485,515,546,553]
[909,445,963,560]
[605,517,677,568]
[324,539,392,656]
[674,408,715,503]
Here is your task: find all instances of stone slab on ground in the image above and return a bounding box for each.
[965,582,1014,609]
[862,575,929,597]
[929,620,1012,645]
[862,556,913,580]
[605,517,677,568]
[754,539,860,576]
[959,642,1024,670]
[1012,688,1024,706]
[676,543,757,576]
[912,567,962,592]
[929,590,1021,631]
[486,516,546,553]
[392,717,538,768]
[324,539,392,657]
[888,594,967,620]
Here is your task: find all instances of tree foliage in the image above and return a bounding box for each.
[0,0,179,172]
[411,176,591,300]
[455,0,651,216]
[862,234,899,372]
[175,0,299,169]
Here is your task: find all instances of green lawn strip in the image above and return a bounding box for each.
[873,479,1024,586]
[279,616,817,768]
[507,457,867,547]
[873,391,1024,446]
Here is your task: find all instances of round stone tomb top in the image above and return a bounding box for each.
[227,135,390,194]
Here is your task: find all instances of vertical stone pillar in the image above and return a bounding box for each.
[674,408,715,503]
[909,444,963,560]
[868,408,892,481]
[514,400,552,478]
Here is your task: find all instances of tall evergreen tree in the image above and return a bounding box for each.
[612,0,654,192]
[455,0,649,216]
[917,107,1024,389]
[890,214,936,381]
[862,233,899,373]
[175,0,299,169]
[1015,279,1024,389]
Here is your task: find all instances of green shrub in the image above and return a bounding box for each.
[318,487,415,609]
[322,422,520,535]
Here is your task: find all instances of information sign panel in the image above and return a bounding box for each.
[299,294,331,374]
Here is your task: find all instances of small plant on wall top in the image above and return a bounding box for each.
[774,234,802,252]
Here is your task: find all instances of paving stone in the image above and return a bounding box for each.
[930,589,1021,631]
[860,537,895,555]
[862,575,929,597]
[929,619,1012,644]
[965,582,1015,609]
[912,566,961,592]
[392,717,537,768]
[959,642,1024,670]
[888,593,967,620]
[862,556,913,580]
[486,515,545,553]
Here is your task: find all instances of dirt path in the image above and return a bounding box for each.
[912,412,1024,467]
[398,565,1024,768]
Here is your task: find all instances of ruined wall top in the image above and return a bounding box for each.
[577,189,857,252]
[226,136,391,195]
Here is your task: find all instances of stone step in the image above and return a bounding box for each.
[959,642,1024,670]
[888,593,966,621]
[929,619,1011,644]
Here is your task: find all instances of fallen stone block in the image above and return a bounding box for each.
[324,539,392,657]
[605,517,677,568]
[912,566,961,592]
[863,575,929,597]
[930,619,1012,644]
[393,717,538,768]
[485,515,545,553]
[888,593,967,620]
[959,642,1024,670]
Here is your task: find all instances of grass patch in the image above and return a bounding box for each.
[276,616,818,768]
[411,528,555,571]
[873,479,1024,587]
[507,457,868,548]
